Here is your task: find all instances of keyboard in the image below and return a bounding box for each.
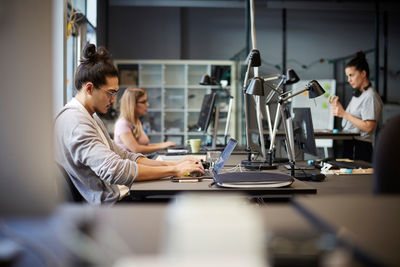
[325,160,372,169]
[284,165,315,171]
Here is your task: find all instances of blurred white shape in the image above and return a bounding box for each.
[115,193,268,267]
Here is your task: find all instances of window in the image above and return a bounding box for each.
[65,0,97,102]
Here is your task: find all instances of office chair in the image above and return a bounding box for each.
[373,115,400,194]
[55,163,85,202]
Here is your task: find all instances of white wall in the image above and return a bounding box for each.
[53,0,66,114]
[0,0,60,216]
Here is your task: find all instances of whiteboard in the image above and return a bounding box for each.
[290,79,336,147]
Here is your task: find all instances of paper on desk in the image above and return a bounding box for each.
[167,148,189,153]
[155,155,206,161]
[325,168,374,175]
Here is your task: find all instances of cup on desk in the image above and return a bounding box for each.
[207,151,221,170]
[187,139,201,153]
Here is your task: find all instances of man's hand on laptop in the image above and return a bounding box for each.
[174,156,200,165]
[174,159,204,177]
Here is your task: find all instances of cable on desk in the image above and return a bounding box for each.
[224,163,243,172]
[256,197,265,205]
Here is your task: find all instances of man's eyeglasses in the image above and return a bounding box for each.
[137,100,148,104]
[100,88,118,98]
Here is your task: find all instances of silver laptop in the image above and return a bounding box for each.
[211,140,294,188]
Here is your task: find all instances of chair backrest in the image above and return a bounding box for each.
[373,115,400,194]
[55,163,85,202]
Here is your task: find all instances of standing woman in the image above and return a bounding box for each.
[329,51,383,162]
[114,87,176,154]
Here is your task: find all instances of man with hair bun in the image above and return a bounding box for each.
[54,44,204,205]
[328,51,383,162]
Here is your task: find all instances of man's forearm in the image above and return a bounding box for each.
[136,157,170,166]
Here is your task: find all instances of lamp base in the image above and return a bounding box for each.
[241,160,278,170]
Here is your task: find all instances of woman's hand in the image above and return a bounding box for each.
[329,95,346,118]
[162,141,176,149]
[328,95,339,104]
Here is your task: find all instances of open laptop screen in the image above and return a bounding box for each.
[212,138,237,176]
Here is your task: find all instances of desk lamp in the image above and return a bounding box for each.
[241,50,276,170]
[264,69,300,104]
[199,74,234,148]
[241,0,275,170]
[247,79,325,176]
[258,69,300,167]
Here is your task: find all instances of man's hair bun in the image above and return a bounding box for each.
[81,43,97,64]
[74,43,118,91]
[80,43,111,64]
[97,46,111,61]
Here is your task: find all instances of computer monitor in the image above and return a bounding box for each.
[292,107,318,156]
[196,92,217,133]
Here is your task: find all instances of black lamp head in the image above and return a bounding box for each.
[199,74,219,86]
[284,69,300,85]
[245,77,264,96]
[306,80,325,99]
[245,49,261,67]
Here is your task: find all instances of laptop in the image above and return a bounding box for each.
[174,138,294,188]
[171,138,237,181]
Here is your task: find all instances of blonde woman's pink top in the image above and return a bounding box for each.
[114,117,149,151]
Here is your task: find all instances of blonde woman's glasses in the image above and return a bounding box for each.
[137,100,148,104]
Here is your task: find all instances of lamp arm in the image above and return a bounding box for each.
[263,80,282,94]
[264,75,282,81]
[280,88,308,102]
[279,101,296,177]
[265,77,285,104]
[243,59,253,90]
[243,59,252,155]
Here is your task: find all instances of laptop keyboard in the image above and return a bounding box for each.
[326,160,372,169]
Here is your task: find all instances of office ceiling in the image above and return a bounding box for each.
[109,0,399,10]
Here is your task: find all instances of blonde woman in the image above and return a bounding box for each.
[114,87,176,153]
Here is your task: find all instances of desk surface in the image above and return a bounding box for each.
[130,176,316,200]
[261,129,360,140]
[134,152,374,201]
[133,154,317,201]
[301,173,373,196]
[293,195,400,267]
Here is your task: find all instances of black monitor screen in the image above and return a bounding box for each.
[292,107,317,156]
[196,92,216,132]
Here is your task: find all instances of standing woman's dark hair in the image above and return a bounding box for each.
[74,43,118,92]
[345,51,370,79]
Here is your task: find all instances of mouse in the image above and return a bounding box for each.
[190,171,202,177]
[200,159,210,170]
[310,173,325,182]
